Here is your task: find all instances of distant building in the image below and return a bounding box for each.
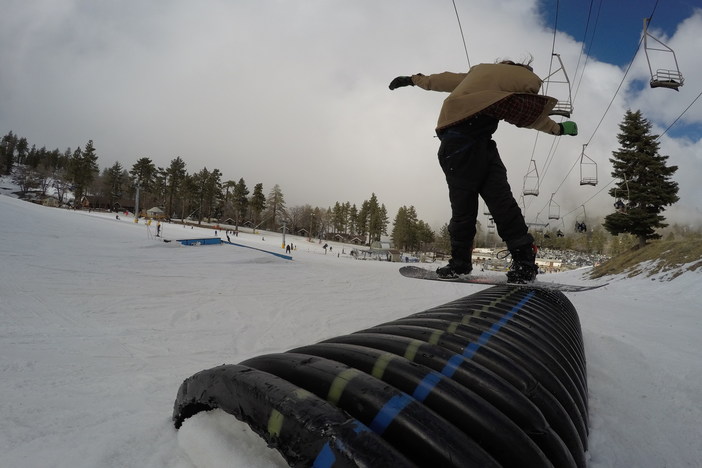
[369,241,401,262]
[146,207,165,219]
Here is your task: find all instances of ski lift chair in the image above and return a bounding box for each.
[643,18,684,91]
[613,177,631,213]
[579,146,598,186]
[613,199,626,212]
[526,221,549,233]
[575,205,588,232]
[523,159,540,196]
[544,53,574,117]
[548,194,560,220]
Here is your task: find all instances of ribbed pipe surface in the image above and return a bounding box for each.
[173,285,588,467]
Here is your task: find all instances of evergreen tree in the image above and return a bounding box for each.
[437,223,451,254]
[416,220,435,248]
[68,140,99,206]
[366,193,388,243]
[15,137,29,166]
[104,161,127,207]
[221,179,237,221]
[165,157,187,218]
[264,184,286,229]
[204,168,222,221]
[332,202,345,234]
[357,200,370,244]
[249,183,266,226]
[348,204,358,236]
[191,167,222,222]
[129,157,158,211]
[392,206,435,252]
[232,178,249,228]
[1,131,17,175]
[603,110,679,248]
[391,205,418,251]
[130,157,157,193]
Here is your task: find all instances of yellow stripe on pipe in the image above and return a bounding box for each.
[372,353,396,379]
[327,368,360,405]
[404,339,423,362]
[267,409,284,437]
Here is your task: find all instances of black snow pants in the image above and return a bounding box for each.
[437,115,533,264]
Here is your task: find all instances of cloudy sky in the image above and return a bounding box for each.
[2,0,701,231]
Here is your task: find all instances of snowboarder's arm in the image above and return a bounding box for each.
[527,115,578,136]
[411,72,467,92]
[527,114,563,135]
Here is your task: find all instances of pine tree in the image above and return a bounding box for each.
[104,161,126,207]
[232,178,249,228]
[249,183,266,226]
[265,184,286,229]
[165,157,187,218]
[392,206,418,251]
[603,110,679,248]
[1,131,17,175]
[68,140,99,206]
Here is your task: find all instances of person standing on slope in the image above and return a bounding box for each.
[389,58,578,283]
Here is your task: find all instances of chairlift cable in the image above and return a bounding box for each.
[572,0,603,101]
[543,0,560,96]
[523,0,561,210]
[656,89,702,140]
[451,0,471,67]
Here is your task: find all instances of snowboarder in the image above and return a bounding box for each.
[389,58,578,282]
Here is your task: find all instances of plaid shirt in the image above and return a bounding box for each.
[481,94,548,128]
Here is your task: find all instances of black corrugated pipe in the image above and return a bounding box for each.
[173,285,589,468]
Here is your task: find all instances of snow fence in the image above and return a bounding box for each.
[173,284,588,468]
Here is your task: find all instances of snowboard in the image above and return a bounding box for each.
[399,265,608,292]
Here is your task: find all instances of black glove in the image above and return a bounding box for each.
[389,76,414,90]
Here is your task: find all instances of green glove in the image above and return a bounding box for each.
[389,76,414,90]
[559,121,578,136]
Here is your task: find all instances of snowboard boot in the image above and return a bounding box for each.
[507,243,539,283]
[436,258,473,278]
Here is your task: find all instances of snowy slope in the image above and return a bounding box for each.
[1,194,701,468]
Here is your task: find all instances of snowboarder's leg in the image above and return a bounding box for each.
[479,140,538,283]
[435,134,493,277]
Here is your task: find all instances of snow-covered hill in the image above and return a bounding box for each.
[1,194,700,468]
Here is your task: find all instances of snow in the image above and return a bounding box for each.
[1,193,701,468]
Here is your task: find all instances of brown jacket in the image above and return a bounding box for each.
[412,63,561,134]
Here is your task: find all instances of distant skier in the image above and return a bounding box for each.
[389,58,578,282]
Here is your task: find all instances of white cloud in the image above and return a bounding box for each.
[2,0,700,231]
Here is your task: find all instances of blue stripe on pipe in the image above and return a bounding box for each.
[312,442,336,468]
[412,372,443,402]
[441,353,466,378]
[369,394,414,434]
[462,291,535,359]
